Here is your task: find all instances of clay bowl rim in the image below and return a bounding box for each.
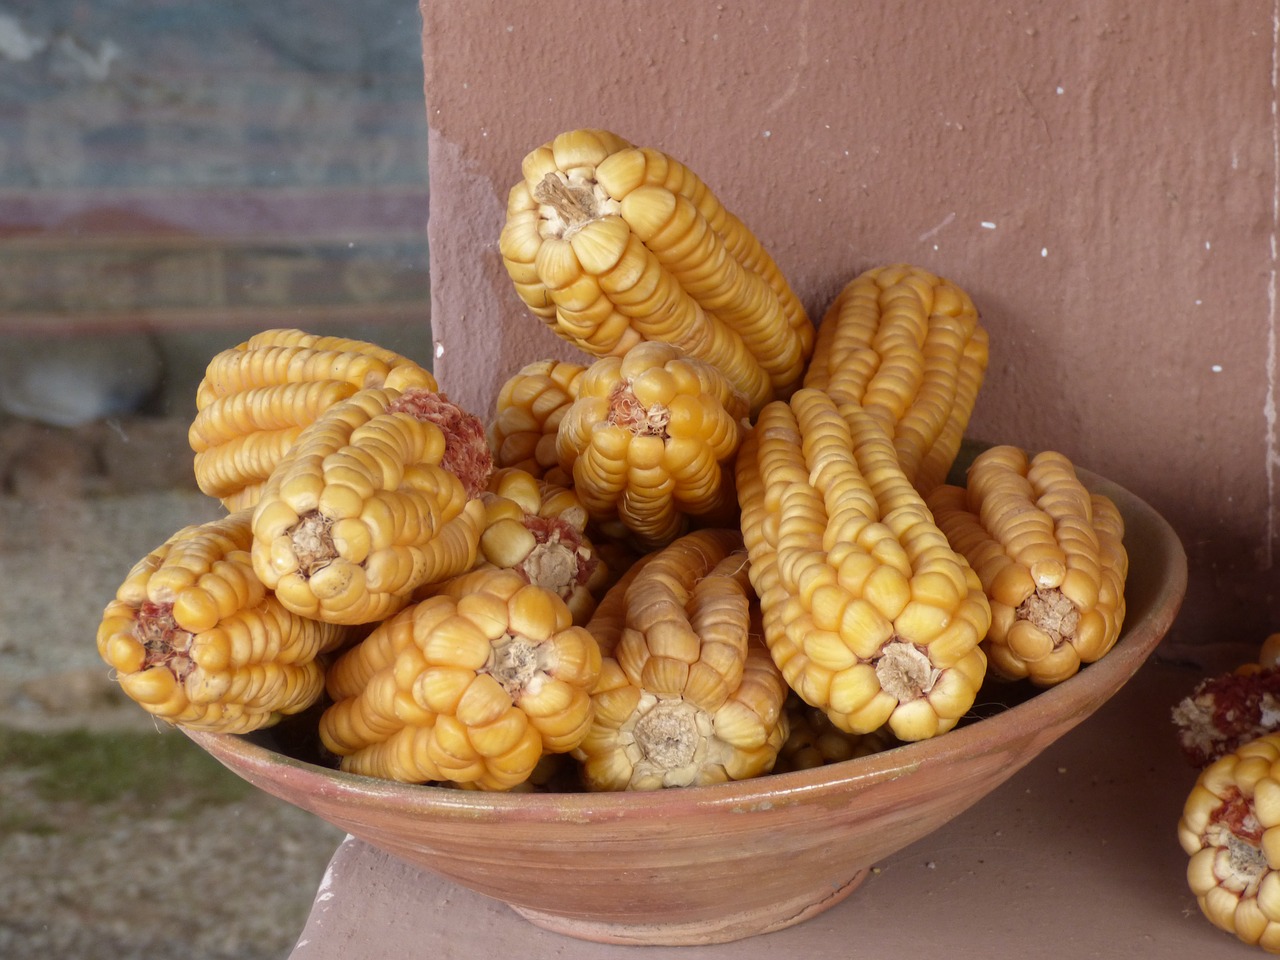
[185,465,1188,823]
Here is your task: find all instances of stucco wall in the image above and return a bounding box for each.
[421,0,1277,638]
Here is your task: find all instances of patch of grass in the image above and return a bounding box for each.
[0,725,253,811]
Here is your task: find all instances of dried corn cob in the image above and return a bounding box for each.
[96,511,357,733]
[1173,634,1280,767]
[469,467,607,624]
[773,695,899,773]
[1175,668,1280,768]
[925,445,1128,686]
[318,567,602,791]
[487,358,586,486]
[1179,733,1280,951]
[191,328,438,510]
[804,264,989,496]
[250,387,489,625]
[556,341,748,549]
[575,529,789,790]
[735,388,991,742]
[499,128,812,414]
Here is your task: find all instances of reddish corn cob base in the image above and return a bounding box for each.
[1179,733,1280,951]
[388,389,492,498]
[1173,667,1280,768]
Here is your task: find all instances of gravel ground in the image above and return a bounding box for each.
[0,417,346,960]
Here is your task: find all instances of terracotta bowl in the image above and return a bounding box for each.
[185,468,1187,946]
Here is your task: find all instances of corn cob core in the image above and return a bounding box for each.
[1179,733,1280,950]
[557,341,748,549]
[926,444,1128,686]
[97,511,356,733]
[385,389,492,498]
[576,529,789,790]
[735,389,991,742]
[319,568,602,791]
[250,387,487,625]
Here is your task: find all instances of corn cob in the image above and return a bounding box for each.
[735,388,991,742]
[487,358,586,486]
[1179,733,1280,951]
[469,467,608,625]
[250,387,489,625]
[804,264,989,496]
[191,328,438,510]
[1173,635,1280,768]
[498,128,812,414]
[574,529,789,790]
[556,340,748,549]
[318,567,602,791]
[1175,668,1280,768]
[96,510,357,733]
[925,445,1128,687]
[773,695,899,773]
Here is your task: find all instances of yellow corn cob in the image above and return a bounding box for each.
[96,510,357,733]
[318,567,602,791]
[925,445,1128,686]
[488,358,586,486]
[190,328,437,509]
[250,387,489,625]
[467,467,608,625]
[1179,733,1280,951]
[498,128,812,414]
[556,340,748,549]
[773,695,899,773]
[735,388,991,742]
[804,264,989,496]
[574,529,789,790]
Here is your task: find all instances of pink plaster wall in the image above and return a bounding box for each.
[421,0,1277,638]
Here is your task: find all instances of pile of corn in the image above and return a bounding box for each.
[97,129,1131,798]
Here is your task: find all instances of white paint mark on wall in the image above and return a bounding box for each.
[917,212,955,242]
[1213,364,1224,373]
[1205,240,1212,250]
[435,341,445,360]
[764,1,809,115]
[1056,85,1065,95]
[980,221,997,230]
[1041,247,1048,257]
[1266,0,1280,567]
